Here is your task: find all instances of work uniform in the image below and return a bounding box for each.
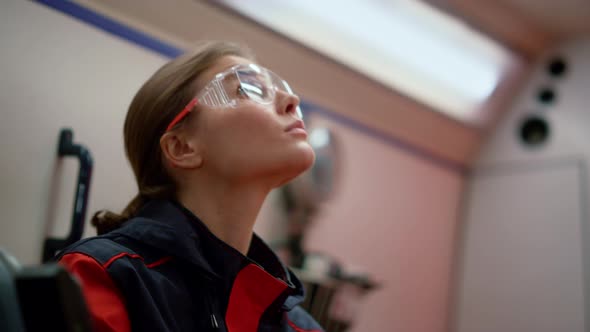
[58,199,323,332]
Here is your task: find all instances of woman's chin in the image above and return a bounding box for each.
[295,143,316,171]
[275,147,316,187]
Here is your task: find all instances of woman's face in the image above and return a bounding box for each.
[186,55,315,186]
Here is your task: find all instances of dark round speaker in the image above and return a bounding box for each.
[547,57,568,77]
[537,87,556,105]
[519,116,550,147]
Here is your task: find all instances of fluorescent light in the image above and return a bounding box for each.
[220,0,514,122]
[309,127,331,149]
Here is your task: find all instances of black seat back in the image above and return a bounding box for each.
[0,249,93,332]
[0,250,25,332]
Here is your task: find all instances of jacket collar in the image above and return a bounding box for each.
[111,199,305,309]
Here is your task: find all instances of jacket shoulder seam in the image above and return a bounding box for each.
[287,319,323,332]
[103,252,145,269]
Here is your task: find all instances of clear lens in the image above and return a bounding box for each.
[196,64,301,119]
[236,67,273,103]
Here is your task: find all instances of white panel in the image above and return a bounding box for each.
[0,0,168,264]
[456,161,585,332]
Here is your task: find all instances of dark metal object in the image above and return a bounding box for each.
[42,129,93,262]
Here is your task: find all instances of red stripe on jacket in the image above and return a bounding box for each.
[226,264,288,332]
[60,253,131,332]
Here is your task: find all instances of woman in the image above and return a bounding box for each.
[58,41,321,332]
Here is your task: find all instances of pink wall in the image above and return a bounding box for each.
[304,114,465,332]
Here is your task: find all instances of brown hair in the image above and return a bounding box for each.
[92,41,254,235]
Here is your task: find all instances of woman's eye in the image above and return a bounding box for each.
[237,85,248,98]
[237,82,266,100]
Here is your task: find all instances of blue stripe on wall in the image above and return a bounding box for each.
[35,0,183,58]
[300,101,468,175]
[33,0,468,175]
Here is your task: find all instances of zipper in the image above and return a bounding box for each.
[205,288,220,331]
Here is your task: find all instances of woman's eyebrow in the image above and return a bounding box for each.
[223,74,240,86]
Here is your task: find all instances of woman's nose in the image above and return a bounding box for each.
[276,90,300,117]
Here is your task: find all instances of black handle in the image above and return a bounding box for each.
[42,129,93,262]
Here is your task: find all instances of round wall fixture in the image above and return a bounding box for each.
[547,57,568,78]
[519,116,550,147]
[537,87,556,105]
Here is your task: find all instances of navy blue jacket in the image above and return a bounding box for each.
[58,199,323,332]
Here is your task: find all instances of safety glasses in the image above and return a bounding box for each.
[166,63,302,131]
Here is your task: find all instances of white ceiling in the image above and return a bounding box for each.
[418,0,590,58]
[500,0,590,37]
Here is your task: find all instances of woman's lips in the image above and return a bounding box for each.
[285,120,308,137]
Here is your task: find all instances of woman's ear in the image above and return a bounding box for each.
[160,131,203,169]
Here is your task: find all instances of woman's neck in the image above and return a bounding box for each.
[177,178,270,256]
